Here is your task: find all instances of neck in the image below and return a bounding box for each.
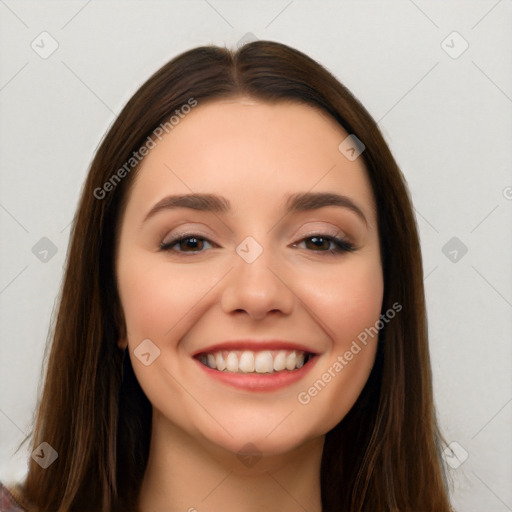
[138,410,325,512]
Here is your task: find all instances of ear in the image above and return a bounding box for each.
[117,338,128,350]
[116,312,128,350]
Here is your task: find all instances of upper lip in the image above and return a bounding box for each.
[192,340,319,357]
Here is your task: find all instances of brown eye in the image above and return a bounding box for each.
[178,237,204,251]
[304,236,331,251]
[295,235,355,254]
[160,236,214,253]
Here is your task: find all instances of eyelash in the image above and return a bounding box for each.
[159,233,355,255]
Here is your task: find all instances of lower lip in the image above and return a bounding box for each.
[193,356,318,392]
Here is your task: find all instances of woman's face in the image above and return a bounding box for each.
[116,98,383,459]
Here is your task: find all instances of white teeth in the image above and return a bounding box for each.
[254,351,273,373]
[199,349,311,374]
[215,352,226,371]
[226,352,239,372]
[239,351,255,373]
[273,351,286,371]
[285,351,297,370]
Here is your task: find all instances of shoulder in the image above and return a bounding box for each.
[0,482,28,512]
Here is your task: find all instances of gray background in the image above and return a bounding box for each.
[0,1,511,510]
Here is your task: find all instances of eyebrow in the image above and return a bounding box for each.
[143,191,367,225]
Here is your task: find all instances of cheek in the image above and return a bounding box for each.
[117,255,224,342]
[292,256,383,434]
[300,255,384,347]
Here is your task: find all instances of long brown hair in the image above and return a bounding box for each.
[20,41,453,511]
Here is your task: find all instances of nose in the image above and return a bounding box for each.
[220,246,295,321]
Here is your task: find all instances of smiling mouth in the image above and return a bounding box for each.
[196,349,315,374]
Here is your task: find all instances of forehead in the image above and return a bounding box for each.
[126,98,376,220]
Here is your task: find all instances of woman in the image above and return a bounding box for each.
[1,41,453,511]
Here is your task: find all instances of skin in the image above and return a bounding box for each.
[115,98,384,512]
